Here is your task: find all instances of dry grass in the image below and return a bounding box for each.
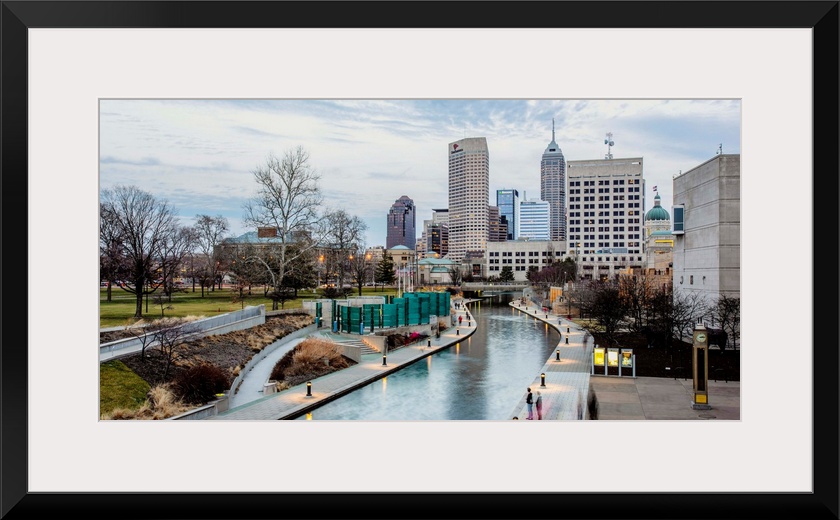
[101,384,193,420]
[291,338,344,365]
[271,337,353,384]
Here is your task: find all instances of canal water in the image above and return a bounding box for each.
[295,294,561,420]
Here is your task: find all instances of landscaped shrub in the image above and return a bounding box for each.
[270,338,352,386]
[170,363,230,405]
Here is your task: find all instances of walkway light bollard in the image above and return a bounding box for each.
[306,381,312,397]
[540,373,546,388]
[457,328,460,335]
[382,355,387,366]
[556,349,561,361]
[427,339,431,347]
[567,326,570,333]
[565,336,569,344]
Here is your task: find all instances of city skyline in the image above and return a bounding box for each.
[99,99,741,247]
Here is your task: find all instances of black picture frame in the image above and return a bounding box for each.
[2,2,837,519]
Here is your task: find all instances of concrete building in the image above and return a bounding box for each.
[519,195,550,241]
[671,154,740,303]
[486,239,566,282]
[448,137,489,263]
[566,156,646,281]
[541,119,567,241]
[496,188,520,240]
[417,256,459,286]
[386,195,416,249]
[488,205,507,242]
[387,244,417,291]
[419,209,449,258]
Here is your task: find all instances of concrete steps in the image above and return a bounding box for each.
[316,331,381,355]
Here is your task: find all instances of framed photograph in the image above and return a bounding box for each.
[3,1,836,518]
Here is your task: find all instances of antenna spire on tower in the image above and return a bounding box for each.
[552,118,555,141]
[604,132,614,159]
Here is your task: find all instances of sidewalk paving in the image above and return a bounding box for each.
[211,298,740,421]
[211,303,479,420]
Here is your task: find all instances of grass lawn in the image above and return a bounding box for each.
[100,360,151,415]
[99,285,400,328]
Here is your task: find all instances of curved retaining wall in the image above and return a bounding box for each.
[99,305,266,362]
[171,323,318,421]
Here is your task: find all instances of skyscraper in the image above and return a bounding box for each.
[541,119,567,241]
[566,156,645,280]
[519,196,551,241]
[448,137,489,262]
[386,195,416,249]
[496,188,520,240]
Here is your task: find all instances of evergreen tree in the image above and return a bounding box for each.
[375,255,395,287]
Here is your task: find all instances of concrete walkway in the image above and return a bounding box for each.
[228,336,308,409]
[212,298,739,421]
[507,301,592,420]
[513,300,740,421]
[210,302,479,420]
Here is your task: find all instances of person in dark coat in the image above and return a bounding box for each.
[525,388,534,420]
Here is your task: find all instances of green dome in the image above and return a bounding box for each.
[645,193,670,221]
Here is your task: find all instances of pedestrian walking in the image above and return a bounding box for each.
[525,388,534,420]
[535,390,543,420]
[458,315,463,325]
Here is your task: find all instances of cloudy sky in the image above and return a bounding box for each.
[99,98,741,246]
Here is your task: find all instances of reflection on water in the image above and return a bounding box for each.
[296,295,559,421]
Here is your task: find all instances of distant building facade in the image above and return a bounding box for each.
[541,119,567,241]
[519,196,550,241]
[644,192,674,271]
[386,195,416,249]
[448,137,489,263]
[566,156,646,281]
[486,240,566,281]
[488,205,507,242]
[672,154,740,303]
[496,188,520,240]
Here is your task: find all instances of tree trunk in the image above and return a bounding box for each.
[134,292,143,319]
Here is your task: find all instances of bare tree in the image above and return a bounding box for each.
[158,225,197,300]
[447,265,463,286]
[101,185,179,319]
[152,319,200,382]
[672,291,712,346]
[620,273,654,332]
[194,214,230,294]
[348,245,370,296]
[324,209,367,289]
[711,295,740,350]
[587,280,630,343]
[99,202,129,302]
[243,147,324,310]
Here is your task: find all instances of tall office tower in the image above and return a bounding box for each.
[487,205,507,242]
[541,119,567,241]
[427,223,449,257]
[566,156,645,281]
[448,137,489,262]
[496,188,520,240]
[386,195,416,249]
[519,195,551,241]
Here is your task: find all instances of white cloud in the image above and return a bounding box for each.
[100,98,740,245]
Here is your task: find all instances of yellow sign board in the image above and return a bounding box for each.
[593,347,605,366]
[607,348,619,367]
[621,349,633,367]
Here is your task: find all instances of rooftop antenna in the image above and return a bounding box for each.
[604,132,614,160]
